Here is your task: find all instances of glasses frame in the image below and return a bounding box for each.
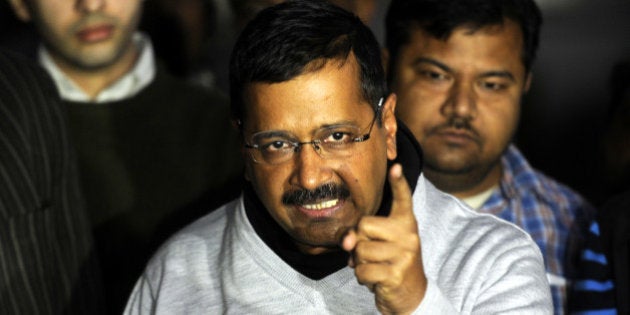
[244,97,384,165]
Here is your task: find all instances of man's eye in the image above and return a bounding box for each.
[481,81,507,91]
[420,70,448,81]
[325,131,353,143]
[261,140,290,152]
[331,132,349,141]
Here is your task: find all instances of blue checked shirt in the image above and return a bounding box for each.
[478,145,595,315]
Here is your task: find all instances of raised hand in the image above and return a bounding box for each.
[341,163,427,315]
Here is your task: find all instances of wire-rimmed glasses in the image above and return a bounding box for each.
[244,97,384,165]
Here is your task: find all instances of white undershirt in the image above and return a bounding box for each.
[460,185,498,210]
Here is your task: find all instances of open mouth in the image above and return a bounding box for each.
[296,198,345,219]
[301,199,340,210]
[282,183,350,218]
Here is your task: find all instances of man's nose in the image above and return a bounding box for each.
[441,81,477,120]
[291,143,333,191]
[76,0,105,13]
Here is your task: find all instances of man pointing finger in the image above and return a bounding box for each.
[125,1,552,313]
[343,163,425,314]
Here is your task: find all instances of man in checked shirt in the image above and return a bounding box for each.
[384,0,596,313]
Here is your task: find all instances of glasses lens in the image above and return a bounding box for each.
[247,106,379,165]
[250,136,295,164]
[316,126,362,156]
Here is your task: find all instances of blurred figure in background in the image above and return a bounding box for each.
[384,0,595,313]
[593,190,629,315]
[570,59,630,315]
[568,219,619,314]
[190,0,381,94]
[7,0,243,313]
[600,61,630,200]
[141,0,221,90]
[231,0,376,30]
[230,0,283,32]
[598,62,630,314]
[0,49,104,314]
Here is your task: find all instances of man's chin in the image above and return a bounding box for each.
[60,39,129,71]
[425,158,477,176]
[294,238,342,255]
[70,52,121,71]
[292,225,348,253]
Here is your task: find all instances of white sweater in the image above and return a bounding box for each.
[125,175,552,314]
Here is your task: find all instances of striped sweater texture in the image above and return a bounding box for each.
[0,50,103,314]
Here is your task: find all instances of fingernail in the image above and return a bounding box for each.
[391,163,402,178]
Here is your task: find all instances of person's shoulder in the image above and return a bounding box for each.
[599,189,630,240]
[419,175,538,247]
[0,49,36,70]
[151,198,239,261]
[531,168,594,213]
[504,145,593,211]
[0,49,62,124]
[0,49,55,94]
[418,175,547,298]
[131,197,241,306]
[150,67,229,105]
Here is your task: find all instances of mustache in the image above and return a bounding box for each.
[428,117,480,138]
[282,183,350,205]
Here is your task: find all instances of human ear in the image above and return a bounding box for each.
[8,0,32,22]
[382,93,398,161]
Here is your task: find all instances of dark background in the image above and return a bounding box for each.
[516,0,630,205]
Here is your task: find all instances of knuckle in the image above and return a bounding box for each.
[356,218,372,234]
[354,264,370,283]
[399,250,417,265]
[354,240,368,254]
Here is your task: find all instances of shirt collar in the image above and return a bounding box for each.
[39,32,156,103]
[498,144,546,200]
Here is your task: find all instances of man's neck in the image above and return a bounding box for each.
[49,43,139,100]
[424,163,503,199]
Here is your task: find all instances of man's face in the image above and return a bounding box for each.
[242,57,398,255]
[389,20,530,195]
[13,0,142,70]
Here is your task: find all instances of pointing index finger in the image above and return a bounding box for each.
[388,163,414,220]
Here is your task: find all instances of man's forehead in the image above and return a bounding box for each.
[244,60,364,109]
[242,88,372,135]
[405,21,525,71]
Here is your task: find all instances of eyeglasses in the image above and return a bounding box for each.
[245,97,383,165]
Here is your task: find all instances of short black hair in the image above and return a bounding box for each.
[385,0,542,79]
[229,0,387,126]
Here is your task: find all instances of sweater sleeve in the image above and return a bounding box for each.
[124,273,157,315]
[471,238,552,314]
[413,240,551,314]
[412,280,459,314]
[417,177,553,314]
